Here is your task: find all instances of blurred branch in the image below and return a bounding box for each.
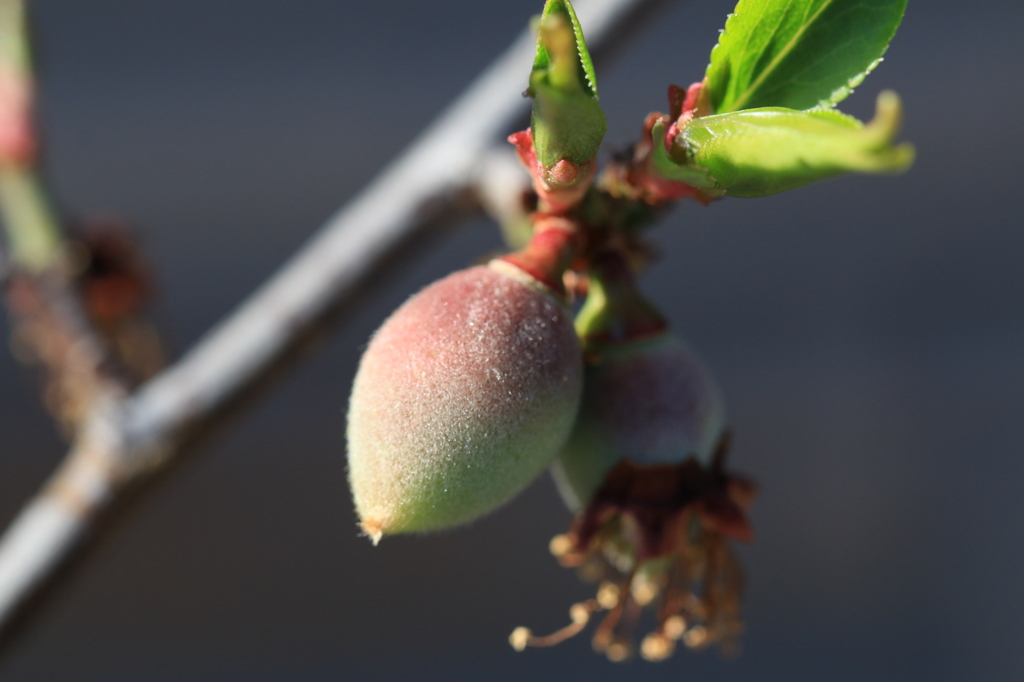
[0,0,672,647]
[476,147,534,248]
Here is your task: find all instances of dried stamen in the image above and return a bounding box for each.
[549,533,574,558]
[510,599,601,650]
[591,569,635,654]
[518,438,754,661]
[663,614,687,640]
[682,624,708,649]
[595,581,619,609]
[631,572,659,606]
[640,632,675,661]
[604,637,633,662]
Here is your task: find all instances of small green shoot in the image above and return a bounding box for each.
[680,90,914,197]
[528,0,606,167]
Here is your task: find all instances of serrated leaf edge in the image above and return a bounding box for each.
[728,0,837,112]
[707,0,907,113]
[560,0,599,98]
[536,0,598,98]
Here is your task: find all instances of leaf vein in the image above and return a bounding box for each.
[731,0,835,111]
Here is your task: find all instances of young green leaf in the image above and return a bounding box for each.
[532,0,598,97]
[677,90,914,197]
[648,120,718,190]
[529,0,606,167]
[705,0,908,113]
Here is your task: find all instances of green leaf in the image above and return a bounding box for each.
[648,120,718,189]
[532,0,598,97]
[705,0,908,113]
[678,90,914,197]
[529,0,606,167]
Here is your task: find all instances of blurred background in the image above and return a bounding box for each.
[1,0,1022,679]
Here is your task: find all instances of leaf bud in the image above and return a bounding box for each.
[528,0,606,169]
[509,0,605,213]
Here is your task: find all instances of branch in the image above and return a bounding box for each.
[0,0,671,643]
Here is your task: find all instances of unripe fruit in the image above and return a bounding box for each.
[552,331,726,511]
[512,259,753,661]
[347,261,582,542]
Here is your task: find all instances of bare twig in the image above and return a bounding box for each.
[0,0,670,643]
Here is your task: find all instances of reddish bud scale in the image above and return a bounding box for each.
[597,82,719,207]
[597,112,708,206]
[347,261,582,541]
[508,129,595,214]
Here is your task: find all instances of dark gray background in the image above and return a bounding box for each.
[1,0,1022,679]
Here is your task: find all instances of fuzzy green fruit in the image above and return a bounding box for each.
[347,261,582,542]
[552,331,725,512]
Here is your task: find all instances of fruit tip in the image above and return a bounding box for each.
[359,518,384,546]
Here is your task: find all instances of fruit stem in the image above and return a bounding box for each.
[498,215,579,298]
[575,250,666,347]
